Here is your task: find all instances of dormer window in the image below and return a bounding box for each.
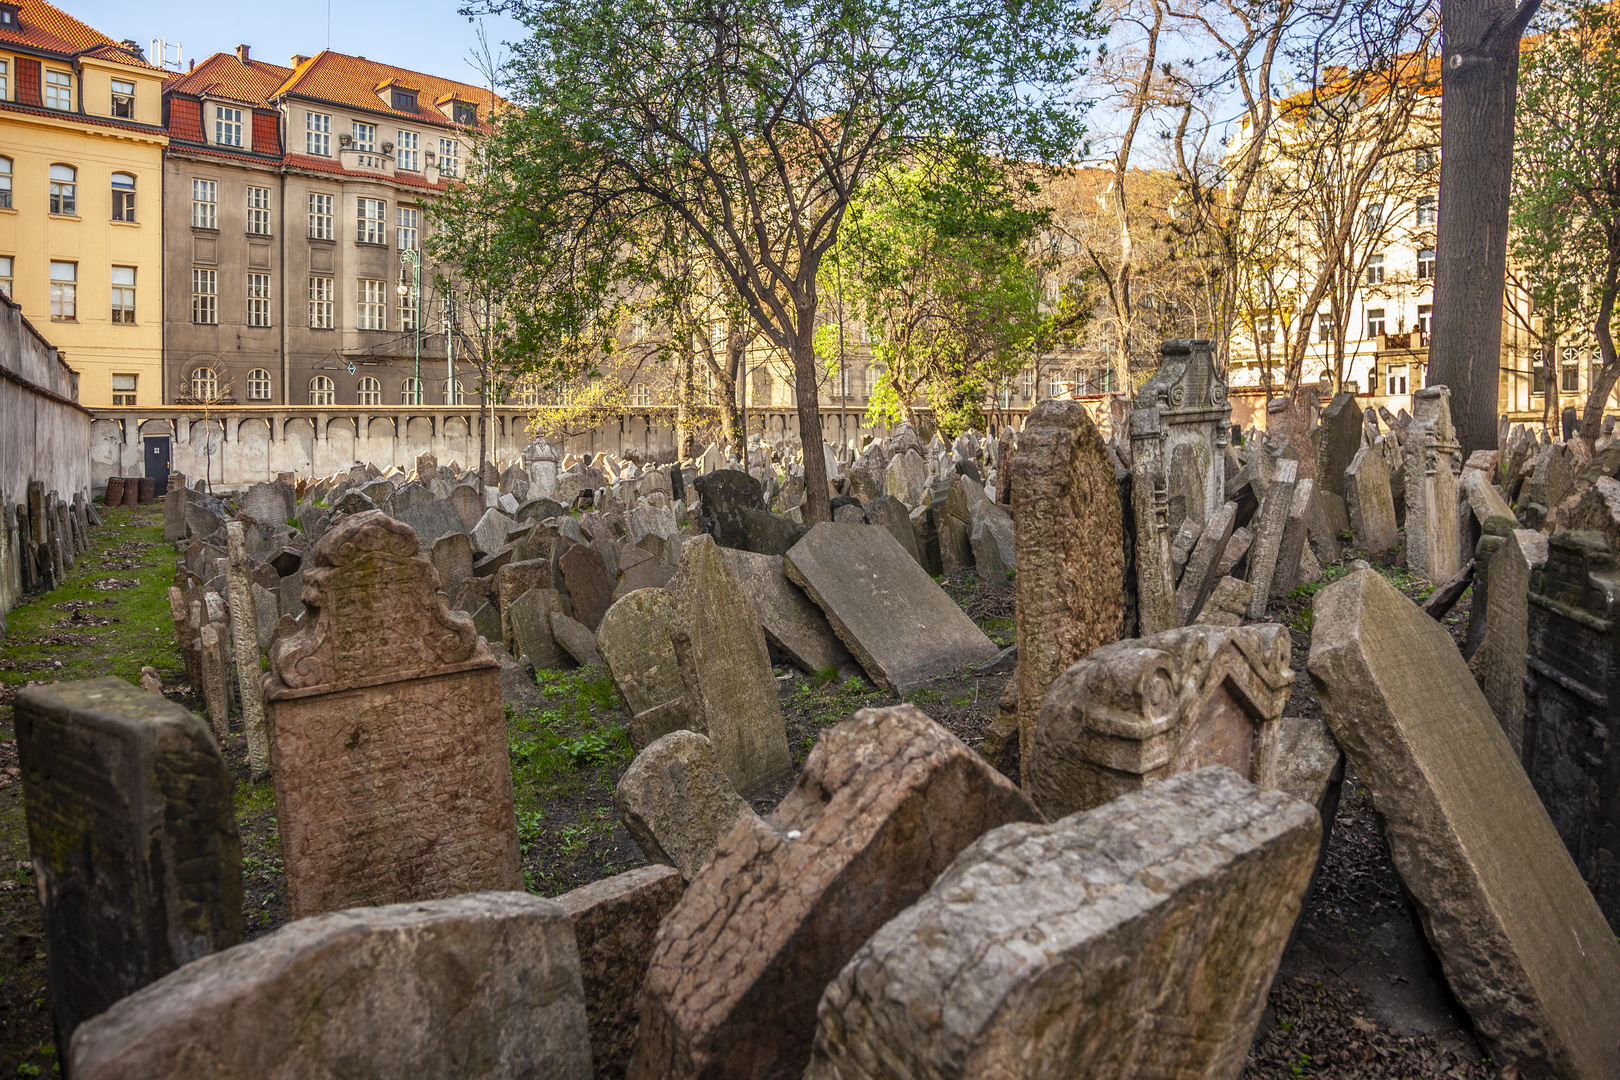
[0,4,16,26]
[111,79,134,118]
[454,102,476,125]
[392,88,417,111]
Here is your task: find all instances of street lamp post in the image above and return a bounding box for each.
[398,249,422,404]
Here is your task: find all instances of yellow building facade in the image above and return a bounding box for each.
[0,1,165,407]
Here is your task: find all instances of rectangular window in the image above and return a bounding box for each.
[0,255,11,296]
[1417,248,1435,279]
[0,61,9,102]
[1386,363,1409,396]
[357,279,386,330]
[49,261,75,320]
[306,111,331,155]
[44,70,70,110]
[400,289,418,331]
[1416,195,1437,227]
[1365,253,1385,285]
[357,198,386,244]
[453,102,476,125]
[439,138,459,176]
[308,193,333,239]
[111,373,137,406]
[246,186,271,234]
[396,206,418,250]
[214,105,243,147]
[49,166,74,215]
[111,78,134,117]
[392,88,417,111]
[396,130,419,171]
[112,173,135,221]
[1366,307,1386,338]
[110,266,135,323]
[1417,304,1433,338]
[352,122,376,151]
[1562,362,1581,393]
[191,179,217,229]
[1364,201,1383,233]
[247,272,272,327]
[191,268,217,324]
[309,276,334,328]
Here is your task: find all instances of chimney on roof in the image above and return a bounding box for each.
[188,58,195,71]
[291,54,309,67]
[235,44,250,65]
[119,39,145,59]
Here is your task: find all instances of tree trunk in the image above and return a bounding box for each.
[1580,254,1620,448]
[726,326,747,455]
[793,333,831,524]
[1429,0,1541,455]
[675,347,694,459]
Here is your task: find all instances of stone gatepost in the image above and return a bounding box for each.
[1129,340,1232,635]
[262,510,522,919]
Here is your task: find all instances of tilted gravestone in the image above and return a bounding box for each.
[69,892,592,1080]
[1028,623,1293,820]
[1314,391,1365,500]
[1469,526,1548,752]
[1010,400,1124,787]
[1403,386,1463,583]
[614,729,757,880]
[1128,339,1232,635]
[786,523,999,694]
[1522,530,1620,931]
[262,511,522,919]
[597,587,689,749]
[1309,569,1620,1078]
[558,542,615,632]
[15,677,241,1048]
[629,707,1041,1080]
[1245,458,1299,617]
[1346,441,1399,554]
[803,767,1320,1080]
[719,547,857,677]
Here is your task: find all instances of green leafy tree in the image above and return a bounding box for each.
[464,0,1101,520]
[818,158,1051,438]
[1513,0,1620,445]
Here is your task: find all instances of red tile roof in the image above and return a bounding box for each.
[271,50,496,130]
[165,53,292,108]
[0,0,161,68]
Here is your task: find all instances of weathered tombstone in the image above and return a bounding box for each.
[15,677,241,1049]
[557,866,685,1078]
[1215,525,1254,578]
[670,535,792,795]
[1269,477,1315,598]
[1195,576,1254,627]
[692,469,766,549]
[1314,391,1365,500]
[614,729,757,880]
[394,497,468,547]
[429,531,475,601]
[551,610,604,666]
[1009,401,1124,784]
[1175,499,1237,625]
[449,483,485,532]
[1266,394,1315,479]
[224,522,270,780]
[69,892,592,1080]
[161,483,193,542]
[786,522,999,693]
[198,622,232,737]
[262,511,522,918]
[1308,569,1620,1078]
[1028,624,1292,820]
[1404,386,1462,582]
[1522,530,1620,930]
[718,547,857,676]
[558,542,614,632]
[629,706,1041,1080]
[1129,340,1231,635]
[1346,441,1399,554]
[1468,528,1549,752]
[508,587,566,672]
[803,767,1319,1080]
[241,481,293,531]
[863,494,924,567]
[1245,458,1299,618]
[597,588,689,747]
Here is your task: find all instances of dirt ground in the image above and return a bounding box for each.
[0,507,1507,1077]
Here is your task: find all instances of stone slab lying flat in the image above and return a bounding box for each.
[1308,569,1620,1079]
[784,523,998,693]
[804,767,1319,1080]
[69,892,591,1080]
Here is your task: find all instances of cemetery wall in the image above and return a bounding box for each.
[0,295,90,508]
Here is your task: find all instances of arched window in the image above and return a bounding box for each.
[357,376,381,405]
[401,377,422,404]
[191,366,218,402]
[452,380,467,404]
[246,368,272,401]
[0,157,11,209]
[111,173,135,221]
[309,375,335,405]
[49,164,76,215]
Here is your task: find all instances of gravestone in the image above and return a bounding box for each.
[1010,400,1124,785]
[1175,499,1236,625]
[1308,569,1620,1078]
[1314,391,1365,499]
[597,588,688,747]
[863,494,925,568]
[719,547,857,676]
[69,892,592,1080]
[557,866,685,1078]
[1469,528,1548,752]
[1266,395,1314,478]
[15,678,241,1049]
[470,507,517,557]
[262,511,522,918]
[803,767,1319,1080]
[224,522,270,779]
[630,707,1041,1080]
[551,611,604,666]
[692,469,766,549]
[395,497,467,547]
[1245,458,1299,617]
[429,531,475,603]
[1129,340,1231,635]
[1195,576,1254,627]
[449,484,485,532]
[785,523,999,693]
[883,449,930,508]
[558,543,614,632]
[508,587,565,672]
[1522,531,1620,930]
[614,729,756,880]
[670,536,792,795]
[1028,623,1293,820]
[1270,477,1315,598]
[1346,441,1399,554]
[241,481,293,531]
[1404,386,1463,582]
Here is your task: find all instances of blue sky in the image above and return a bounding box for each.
[60,0,526,85]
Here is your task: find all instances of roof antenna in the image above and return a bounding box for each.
[326,0,330,50]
